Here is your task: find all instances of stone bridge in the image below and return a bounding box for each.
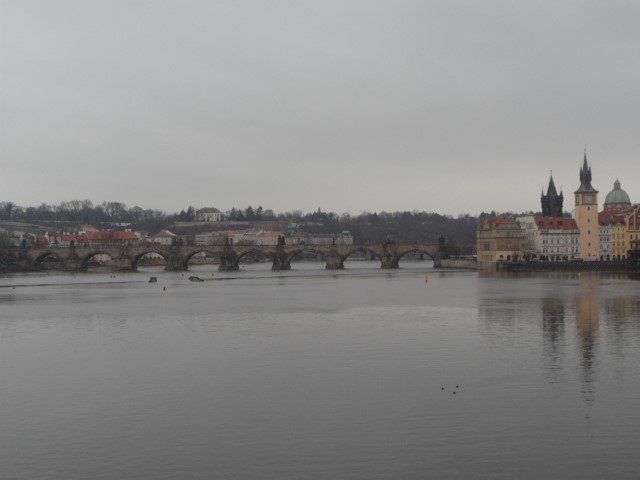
[7,241,450,272]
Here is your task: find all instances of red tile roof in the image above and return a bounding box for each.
[535,216,578,231]
[599,212,627,226]
[478,217,515,230]
[86,231,112,240]
[114,230,138,240]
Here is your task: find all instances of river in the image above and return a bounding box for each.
[1,261,640,479]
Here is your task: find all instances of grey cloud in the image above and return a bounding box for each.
[1,0,639,214]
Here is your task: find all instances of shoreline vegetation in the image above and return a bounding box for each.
[0,200,478,248]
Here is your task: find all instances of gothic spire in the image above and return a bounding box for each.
[541,171,563,216]
[547,173,558,197]
[575,148,597,194]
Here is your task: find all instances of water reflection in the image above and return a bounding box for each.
[574,274,600,401]
[478,272,640,404]
[541,298,565,381]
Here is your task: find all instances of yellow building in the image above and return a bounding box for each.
[477,217,525,270]
[626,204,640,259]
[574,153,599,261]
[611,218,628,260]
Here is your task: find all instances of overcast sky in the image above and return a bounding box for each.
[1,0,639,215]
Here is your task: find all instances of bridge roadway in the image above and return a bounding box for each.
[9,242,447,272]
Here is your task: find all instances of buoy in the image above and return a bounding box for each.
[163,284,167,291]
[424,274,429,283]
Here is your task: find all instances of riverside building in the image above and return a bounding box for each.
[598,179,633,260]
[516,174,579,261]
[573,152,599,260]
[477,217,525,269]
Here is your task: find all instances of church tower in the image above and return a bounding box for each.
[541,173,563,217]
[574,151,599,260]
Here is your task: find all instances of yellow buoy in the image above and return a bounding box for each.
[163,284,167,291]
[424,274,429,283]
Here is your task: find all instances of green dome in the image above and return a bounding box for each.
[604,179,631,205]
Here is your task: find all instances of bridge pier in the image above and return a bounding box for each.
[218,252,239,271]
[165,262,188,272]
[111,258,135,271]
[272,252,291,271]
[325,255,344,270]
[380,256,399,269]
[165,254,188,271]
[65,260,83,271]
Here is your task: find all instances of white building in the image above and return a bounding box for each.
[516,215,579,260]
[537,217,579,261]
[148,229,176,245]
[194,229,281,246]
[286,231,354,246]
[196,208,222,222]
[598,218,612,261]
[194,231,227,246]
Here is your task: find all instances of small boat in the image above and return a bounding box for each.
[149,277,158,283]
[189,276,204,282]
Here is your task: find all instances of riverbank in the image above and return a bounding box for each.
[436,258,479,270]
[504,260,640,273]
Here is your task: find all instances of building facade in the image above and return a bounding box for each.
[611,218,628,260]
[536,217,579,261]
[598,179,633,260]
[515,215,539,256]
[84,230,139,247]
[516,176,578,261]
[598,215,612,261]
[573,153,599,260]
[148,230,177,245]
[196,208,222,222]
[286,231,354,246]
[477,217,525,269]
[625,204,640,259]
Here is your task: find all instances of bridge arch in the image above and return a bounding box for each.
[286,248,328,262]
[341,247,382,262]
[236,248,276,262]
[394,247,437,263]
[132,249,170,270]
[182,249,222,269]
[32,251,65,269]
[80,251,114,271]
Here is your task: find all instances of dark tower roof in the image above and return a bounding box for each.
[541,172,564,217]
[574,151,598,194]
[546,174,558,197]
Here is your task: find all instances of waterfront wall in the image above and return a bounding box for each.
[437,259,479,270]
[505,261,640,273]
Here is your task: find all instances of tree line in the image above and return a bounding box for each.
[0,201,479,251]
